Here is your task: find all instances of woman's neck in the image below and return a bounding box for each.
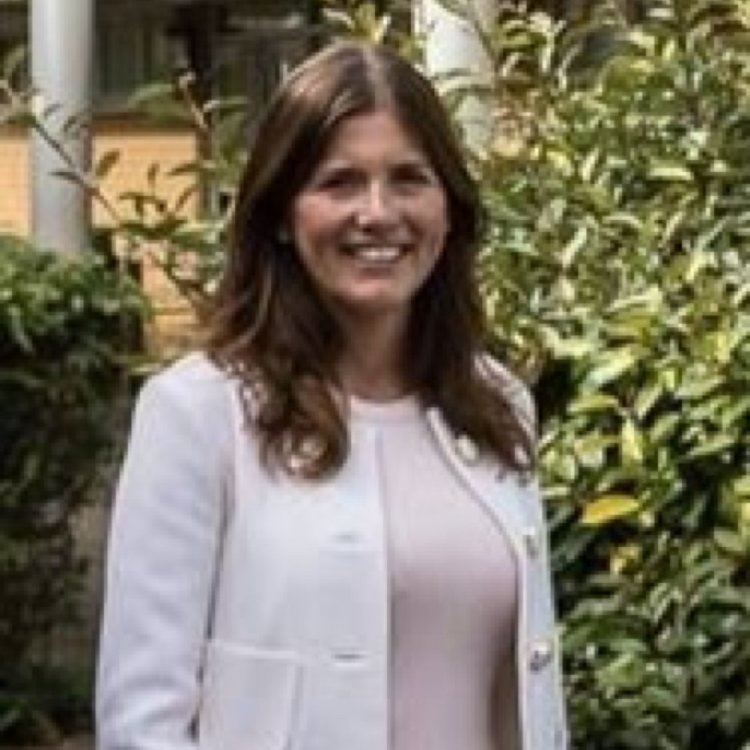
[336,312,410,401]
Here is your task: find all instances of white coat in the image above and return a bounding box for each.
[96,353,569,750]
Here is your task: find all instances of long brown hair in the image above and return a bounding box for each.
[207,41,533,479]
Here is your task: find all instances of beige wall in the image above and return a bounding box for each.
[0,117,200,353]
[0,128,30,236]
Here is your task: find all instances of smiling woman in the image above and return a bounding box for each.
[206,41,531,475]
[96,41,569,750]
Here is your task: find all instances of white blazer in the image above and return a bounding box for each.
[96,353,568,750]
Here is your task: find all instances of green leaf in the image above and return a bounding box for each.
[127,81,174,109]
[694,218,729,254]
[94,149,120,179]
[676,375,724,400]
[2,43,27,81]
[686,434,736,459]
[714,529,747,557]
[686,250,710,283]
[580,148,600,182]
[7,305,33,352]
[626,29,657,55]
[661,209,686,245]
[541,326,595,359]
[569,393,621,414]
[603,212,643,232]
[608,287,662,313]
[721,396,750,429]
[574,433,619,468]
[642,686,682,714]
[648,163,694,182]
[732,282,750,307]
[585,348,638,388]
[167,162,202,177]
[634,380,663,419]
[0,704,22,734]
[560,225,587,270]
[50,169,87,188]
[582,495,641,526]
[147,162,160,187]
[621,418,644,464]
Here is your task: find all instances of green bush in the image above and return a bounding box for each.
[0,235,145,742]
[474,1,750,746]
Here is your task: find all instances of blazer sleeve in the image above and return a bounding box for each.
[96,362,231,750]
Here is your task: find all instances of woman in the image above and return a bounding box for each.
[96,41,568,750]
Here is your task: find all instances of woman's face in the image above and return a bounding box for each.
[290,108,449,329]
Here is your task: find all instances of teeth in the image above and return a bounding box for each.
[348,245,403,262]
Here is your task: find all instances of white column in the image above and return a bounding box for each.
[414,0,497,153]
[30,0,94,253]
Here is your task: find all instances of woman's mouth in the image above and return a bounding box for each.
[341,243,409,263]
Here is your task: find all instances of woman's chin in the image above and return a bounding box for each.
[327,288,412,320]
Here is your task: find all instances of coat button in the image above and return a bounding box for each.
[332,650,365,665]
[523,526,541,558]
[529,638,554,672]
[455,434,480,464]
[331,529,361,546]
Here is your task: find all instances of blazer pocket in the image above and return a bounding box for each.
[198,639,303,750]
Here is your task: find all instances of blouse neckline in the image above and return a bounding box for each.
[348,392,422,422]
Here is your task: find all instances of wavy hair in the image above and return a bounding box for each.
[207,41,533,478]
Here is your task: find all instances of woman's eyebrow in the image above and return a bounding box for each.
[315,155,433,171]
[396,158,437,172]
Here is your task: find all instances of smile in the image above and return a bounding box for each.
[341,244,409,263]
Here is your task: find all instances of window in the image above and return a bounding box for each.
[95,4,175,110]
[0,3,28,88]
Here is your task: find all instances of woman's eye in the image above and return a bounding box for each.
[393,167,433,185]
[316,170,360,190]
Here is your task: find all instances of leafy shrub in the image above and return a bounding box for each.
[474,1,750,746]
[0,235,145,742]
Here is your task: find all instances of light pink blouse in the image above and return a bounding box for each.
[350,395,520,750]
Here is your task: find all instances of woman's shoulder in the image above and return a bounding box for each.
[138,351,237,423]
[148,350,231,389]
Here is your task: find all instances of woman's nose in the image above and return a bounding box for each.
[354,181,397,228]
